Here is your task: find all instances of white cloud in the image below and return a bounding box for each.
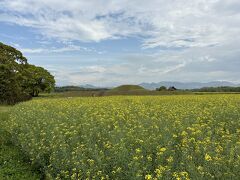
[42,45,240,86]
[1,0,240,85]
[13,44,101,54]
[1,0,239,48]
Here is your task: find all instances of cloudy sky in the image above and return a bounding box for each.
[0,0,240,86]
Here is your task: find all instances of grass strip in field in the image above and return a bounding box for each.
[0,106,41,180]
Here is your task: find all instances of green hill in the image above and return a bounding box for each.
[111,85,146,91]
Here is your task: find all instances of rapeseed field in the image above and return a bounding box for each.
[5,95,240,179]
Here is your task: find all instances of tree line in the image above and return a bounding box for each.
[0,42,55,104]
[55,86,109,92]
[156,86,240,92]
[191,86,240,92]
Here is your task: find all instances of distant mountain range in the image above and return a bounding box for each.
[139,81,240,90]
[77,81,240,90]
[79,84,99,89]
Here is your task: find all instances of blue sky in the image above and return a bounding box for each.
[0,0,240,86]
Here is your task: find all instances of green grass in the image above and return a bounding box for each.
[0,106,41,180]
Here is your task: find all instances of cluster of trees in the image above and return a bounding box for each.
[55,86,109,92]
[0,42,55,104]
[156,86,177,91]
[156,86,240,92]
[192,86,240,92]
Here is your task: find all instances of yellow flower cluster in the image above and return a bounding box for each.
[5,95,240,179]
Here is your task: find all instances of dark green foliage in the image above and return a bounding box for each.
[156,86,177,91]
[156,86,167,91]
[0,42,31,104]
[55,86,109,92]
[22,64,55,97]
[55,86,86,92]
[192,86,240,92]
[0,42,55,104]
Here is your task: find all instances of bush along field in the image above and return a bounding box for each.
[4,95,240,179]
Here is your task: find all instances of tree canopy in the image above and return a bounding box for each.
[0,42,55,104]
[22,64,55,97]
[156,86,167,91]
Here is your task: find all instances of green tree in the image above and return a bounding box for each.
[156,86,167,91]
[0,42,30,104]
[0,42,55,104]
[22,65,55,97]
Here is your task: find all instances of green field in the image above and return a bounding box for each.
[38,89,192,98]
[2,94,240,179]
[38,88,240,99]
[0,106,41,179]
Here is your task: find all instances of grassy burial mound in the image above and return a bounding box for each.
[111,85,146,91]
[5,95,240,179]
[107,85,149,95]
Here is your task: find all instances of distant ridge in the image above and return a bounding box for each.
[79,84,99,89]
[139,81,240,90]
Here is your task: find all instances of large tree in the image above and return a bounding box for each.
[0,42,55,104]
[0,42,29,104]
